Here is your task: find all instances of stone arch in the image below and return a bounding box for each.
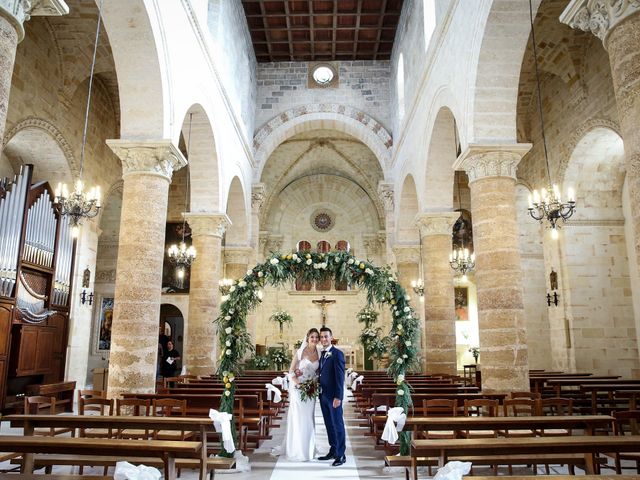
[225,176,248,247]
[100,0,168,138]
[253,105,393,177]
[2,117,78,179]
[471,0,542,142]
[397,174,420,243]
[179,104,221,212]
[557,119,621,184]
[424,106,457,210]
[561,126,639,377]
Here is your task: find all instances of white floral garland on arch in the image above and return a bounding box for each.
[215,249,420,455]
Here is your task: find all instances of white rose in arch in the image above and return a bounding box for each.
[224,390,231,396]
[229,286,236,293]
[306,259,313,265]
[246,269,253,275]
[397,389,405,396]
[403,307,410,312]
[402,354,408,359]
[270,258,279,265]
[292,253,298,260]
[258,271,264,277]
[405,341,412,347]
[396,358,403,364]
[224,316,231,321]
[225,349,232,355]
[225,340,231,347]
[238,281,247,288]
[225,327,232,334]
[347,258,354,265]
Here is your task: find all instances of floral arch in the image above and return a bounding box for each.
[215,249,420,455]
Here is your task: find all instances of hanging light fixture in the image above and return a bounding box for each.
[411,236,425,302]
[54,0,104,237]
[526,0,576,240]
[450,175,475,282]
[168,113,196,288]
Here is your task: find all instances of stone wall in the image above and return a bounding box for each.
[255,61,391,131]
[207,0,257,139]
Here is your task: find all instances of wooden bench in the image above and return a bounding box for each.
[24,382,76,413]
[5,414,234,480]
[0,436,200,480]
[0,475,111,480]
[409,436,640,479]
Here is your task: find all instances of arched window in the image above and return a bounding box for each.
[295,240,312,291]
[397,54,405,121]
[423,0,436,50]
[335,241,350,291]
[316,241,331,291]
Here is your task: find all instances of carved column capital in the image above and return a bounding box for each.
[182,212,230,238]
[362,233,383,258]
[0,0,68,41]
[392,244,421,264]
[415,211,460,238]
[377,181,395,212]
[453,144,531,183]
[560,0,640,45]
[223,246,253,265]
[251,183,266,212]
[265,234,284,254]
[106,139,187,182]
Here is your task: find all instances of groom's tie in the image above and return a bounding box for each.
[320,350,327,369]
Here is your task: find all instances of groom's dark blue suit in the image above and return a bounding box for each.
[318,346,346,458]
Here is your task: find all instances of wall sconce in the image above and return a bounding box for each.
[80,289,94,306]
[80,266,93,305]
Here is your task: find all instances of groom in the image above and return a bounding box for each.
[317,326,346,466]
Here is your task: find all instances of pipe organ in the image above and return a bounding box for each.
[0,164,75,411]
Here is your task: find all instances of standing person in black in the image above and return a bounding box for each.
[161,340,181,378]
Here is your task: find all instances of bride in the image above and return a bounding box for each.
[273,327,321,461]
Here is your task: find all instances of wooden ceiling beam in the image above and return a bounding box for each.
[373,0,388,61]
[308,0,314,61]
[331,1,337,59]
[257,0,274,61]
[352,0,363,60]
[283,0,294,61]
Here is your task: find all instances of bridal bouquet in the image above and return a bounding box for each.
[297,378,319,402]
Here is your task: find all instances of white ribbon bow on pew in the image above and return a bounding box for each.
[346,371,359,388]
[381,406,406,445]
[265,383,282,403]
[209,409,235,453]
[346,367,353,375]
[272,375,289,391]
[114,461,161,480]
[352,375,364,390]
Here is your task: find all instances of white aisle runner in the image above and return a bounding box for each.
[268,398,360,480]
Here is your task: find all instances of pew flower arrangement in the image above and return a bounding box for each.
[214,249,420,455]
[247,354,270,370]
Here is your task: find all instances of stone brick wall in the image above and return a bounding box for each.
[255,60,391,131]
[207,0,257,139]
[516,6,639,377]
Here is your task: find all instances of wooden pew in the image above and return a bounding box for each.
[408,436,640,479]
[579,384,640,414]
[0,436,200,480]
[5,415,235,480]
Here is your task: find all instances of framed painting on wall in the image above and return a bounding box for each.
[454,287,469,321]
[96,297,114,351]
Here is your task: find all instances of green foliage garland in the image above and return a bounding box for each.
[214,250,420,455]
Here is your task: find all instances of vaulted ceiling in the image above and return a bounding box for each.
[241,0,404,62]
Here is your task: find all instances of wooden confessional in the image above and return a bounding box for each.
[0,164,75,412]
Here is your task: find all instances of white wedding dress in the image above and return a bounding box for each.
[274,353,319,461]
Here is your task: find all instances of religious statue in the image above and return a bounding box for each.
[550,268,558,291]
[312,296,336,327]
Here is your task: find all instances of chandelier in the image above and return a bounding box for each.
[168,113,196,288]
[525,0,576,239]
[449,246,475,283]
[54,0,104,237]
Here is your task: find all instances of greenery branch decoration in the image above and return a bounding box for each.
[357,306,387,361]
[214,250,421,455]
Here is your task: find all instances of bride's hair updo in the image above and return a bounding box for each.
[306,328,320,340]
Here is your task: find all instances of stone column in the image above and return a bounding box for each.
[453,144,531,393]
[105,140,186,397]
[561,2,640,363]
[250,184,266,264]
[182,213,229,376]
[0,0,68,142]
[415,212,460,375]
[378,182,396,266]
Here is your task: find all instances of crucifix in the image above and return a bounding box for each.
[312,296,336,327]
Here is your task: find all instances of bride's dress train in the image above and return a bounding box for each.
[273,357,319,461]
